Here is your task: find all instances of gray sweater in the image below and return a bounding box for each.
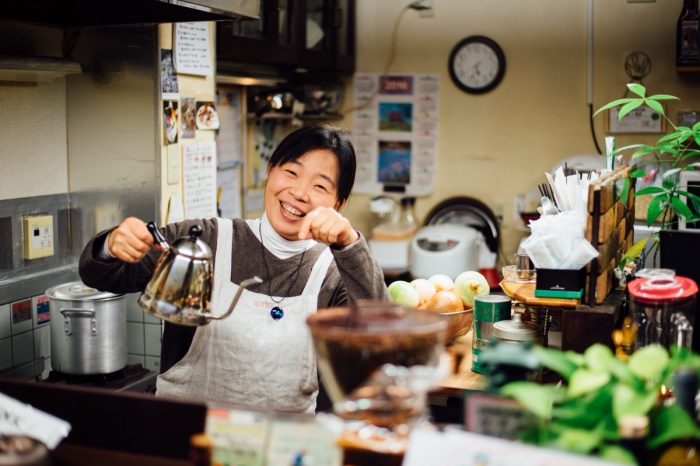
[79,218,388,373]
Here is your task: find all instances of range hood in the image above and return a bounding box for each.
[1,0,259,28]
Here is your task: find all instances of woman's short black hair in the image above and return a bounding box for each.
[268,125,356,205]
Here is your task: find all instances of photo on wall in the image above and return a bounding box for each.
[378,140,411,184]
[196,101,220,130]
[378,102,413,132]
[160,49,179,99]
[181,97,196,139]
[163,100,179,145]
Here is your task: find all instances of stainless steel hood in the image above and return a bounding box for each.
[1,0,259,28]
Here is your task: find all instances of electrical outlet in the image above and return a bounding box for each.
[23,215,54,260]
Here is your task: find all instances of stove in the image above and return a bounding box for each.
[42,364,158,393]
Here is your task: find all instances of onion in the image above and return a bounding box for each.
[426,290,464,312]
[428,274,455,292]
[387,280,420,308]
[410,278,437,306]
[454,270,490,307]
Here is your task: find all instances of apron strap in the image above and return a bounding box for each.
[214,218,233,299]
[301,248,334,297]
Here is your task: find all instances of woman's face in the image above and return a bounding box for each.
[265,149,341,241]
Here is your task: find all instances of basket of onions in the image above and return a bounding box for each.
[387,271,490,345]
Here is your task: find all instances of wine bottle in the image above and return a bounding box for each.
[620,414,649,466]
[654,369,700,466]
[677,0,700,66]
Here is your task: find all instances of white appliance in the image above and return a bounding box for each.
[410,224,480,281]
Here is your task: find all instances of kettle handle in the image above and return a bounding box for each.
[146,222,170,251]
[209,276,263,321]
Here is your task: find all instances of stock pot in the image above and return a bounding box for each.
[46,281,127,375]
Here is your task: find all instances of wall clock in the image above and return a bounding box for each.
[448,35,506,94]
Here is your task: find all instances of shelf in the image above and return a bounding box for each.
[0,56,82,83]
[246,112,343,121]
[676,66,700,73]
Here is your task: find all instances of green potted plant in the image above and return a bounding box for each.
[500,343,700,463]
[593,83,700,269]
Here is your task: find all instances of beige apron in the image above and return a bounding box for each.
[156,218,333,413]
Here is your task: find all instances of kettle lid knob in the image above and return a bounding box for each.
[189,225,203,240]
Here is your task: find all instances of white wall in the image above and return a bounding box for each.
[0,80,68,200]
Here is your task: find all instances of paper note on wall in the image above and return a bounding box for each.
[173,22,212,76]
[183,141,217,219]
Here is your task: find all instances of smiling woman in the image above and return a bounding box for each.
[78,124,388,413]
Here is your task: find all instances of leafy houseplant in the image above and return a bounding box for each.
[593,83,700,268]
[501,344,700,463]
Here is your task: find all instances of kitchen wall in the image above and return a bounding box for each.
[0,23,160,377]
[342,0,700,263]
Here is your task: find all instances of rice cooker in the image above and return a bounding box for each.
[410,224,480,280]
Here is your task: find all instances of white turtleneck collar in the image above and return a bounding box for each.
[246,213,315,260]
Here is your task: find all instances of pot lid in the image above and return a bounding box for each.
[46,281,123,301]
[492,313,537,341]
[628,274,698,303]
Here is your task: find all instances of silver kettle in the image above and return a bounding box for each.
[137,222,262,326]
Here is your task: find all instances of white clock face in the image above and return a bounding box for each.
[453,42,500,89]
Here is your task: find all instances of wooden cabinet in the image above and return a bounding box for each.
[217,0,355,73]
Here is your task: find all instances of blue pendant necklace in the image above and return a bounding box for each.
[259,222,307,320]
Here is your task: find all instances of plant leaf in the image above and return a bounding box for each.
[631,146,656,159]
[677,189,700,203]
[648,404,700,449]
[551,427,602,454]
[599,445,637,465]
[646,94,680,101]
[636,186,665,196]
[645,99,664,115]
[501,382,565,420]
[568,369,611,398]
[584,344,616,373]
[622,238,648,262]
[662,178,676,190]
[671,196,694,219]
[618,100,644,120]
[630,167,647,178]
[646,195,664,226]
[593,98,638,117]
[628,344,669,381]
[612,384,658,420]
[627,83,646,98]
[663,168,682,178]
[619,177,631,204]
[534,346,580,380]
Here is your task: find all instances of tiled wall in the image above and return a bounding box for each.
[0,292,162,378]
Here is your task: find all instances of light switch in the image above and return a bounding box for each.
[23,215,54,260]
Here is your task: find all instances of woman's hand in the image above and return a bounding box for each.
[106,217,154,263]
[298,207,359,247]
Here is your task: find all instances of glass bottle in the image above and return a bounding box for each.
[398,196,418,234]
[619,414,649,466]
[677,0,700,66]
[654,369,700,466]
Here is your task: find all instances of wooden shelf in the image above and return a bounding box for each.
[676,66,700,73]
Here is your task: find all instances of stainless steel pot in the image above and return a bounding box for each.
[46,281,127,375]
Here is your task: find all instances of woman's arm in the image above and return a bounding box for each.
[78,218,219,294]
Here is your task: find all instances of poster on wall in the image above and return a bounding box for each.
[351,73,439,196]
[183,141,217,219]
[160,49,179,100]
[163,100,179,145]
[173,22,213,76]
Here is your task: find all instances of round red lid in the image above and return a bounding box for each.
[628,275,699,303]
